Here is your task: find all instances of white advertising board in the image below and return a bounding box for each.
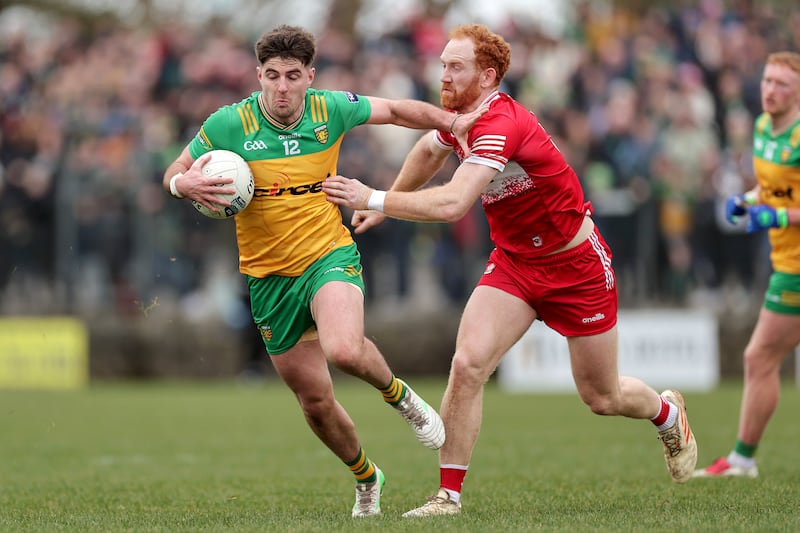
[497,309,719,392]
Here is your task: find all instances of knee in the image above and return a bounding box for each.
[296,390,333,422]
[449,350,492,387]
[326,340,366,375]
[742,345,780,379]
[742,348,759,378]
[580,391,617,416]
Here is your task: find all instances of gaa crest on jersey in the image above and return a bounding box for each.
[343,91,359,103]
[313,124,329,144]
[782,145,792,163]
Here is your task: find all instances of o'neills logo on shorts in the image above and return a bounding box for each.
[582,313,605,324]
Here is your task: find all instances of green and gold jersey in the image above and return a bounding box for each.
[189,89,372,277]
[753,112,800,274]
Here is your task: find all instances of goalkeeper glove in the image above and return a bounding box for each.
[724,192,756,224]
[746,205,789,233]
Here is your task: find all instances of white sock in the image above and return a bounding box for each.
[653,401,678,432]
[727,451,756,468]
[443,488,461,504]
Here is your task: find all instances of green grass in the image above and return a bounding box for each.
[1,379,799,532]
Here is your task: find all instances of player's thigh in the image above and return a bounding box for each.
[749,272,800,359]
[311,280,365,355]
[568,326,620,396]
[307,244,367,357]
[457,285,536,369]
[746,307,800,366]
[270,339,334,401]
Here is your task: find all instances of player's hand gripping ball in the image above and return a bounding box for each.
[192,150,255,219]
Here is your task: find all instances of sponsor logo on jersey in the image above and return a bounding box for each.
[343,91,359,103]
[243,139,268,151]
[313,124,329,144]
[254,180,324,197]
[764,186,794,201]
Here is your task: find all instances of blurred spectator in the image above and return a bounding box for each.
[1,2,799,319]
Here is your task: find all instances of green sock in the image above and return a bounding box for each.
[734,439,758,459]
[345,447,377,483]
[378,375,406,405]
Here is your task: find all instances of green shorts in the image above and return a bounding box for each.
[247,244,365,355]
[764,271,800,315]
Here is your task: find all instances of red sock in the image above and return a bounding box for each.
[440,465,468,493]
[650,396,670,427]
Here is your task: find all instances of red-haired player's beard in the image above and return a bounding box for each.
[440,75,482,112]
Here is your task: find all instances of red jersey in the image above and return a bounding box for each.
[435,91,590,259]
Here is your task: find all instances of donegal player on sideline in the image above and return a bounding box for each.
[162,25,481,517]
[695,51,800,479]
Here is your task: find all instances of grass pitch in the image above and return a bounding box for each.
[1,378,799,532]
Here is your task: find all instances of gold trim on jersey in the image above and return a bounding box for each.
[789,123,800,149]
[782,290,800,306]
[343,264,362,278]
[310,94,328,122]
[237,102,260,136]
[198,128,213,149]
[756,113,771,135]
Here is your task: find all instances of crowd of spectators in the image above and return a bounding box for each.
[1,1,798,322]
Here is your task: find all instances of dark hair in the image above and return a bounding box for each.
[254,25,316,67]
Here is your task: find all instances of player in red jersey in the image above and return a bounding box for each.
[323,23,698,516]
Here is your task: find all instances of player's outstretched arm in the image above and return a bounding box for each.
[365,97,486,155]
[324,161,495,223]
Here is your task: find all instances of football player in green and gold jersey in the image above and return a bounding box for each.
[162,25,481,517]
[695,51,800,479]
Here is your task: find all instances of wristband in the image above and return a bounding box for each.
[367,190,386,212]
[777,207,789,228]
[449,113,461,134]
[169,172,184,199]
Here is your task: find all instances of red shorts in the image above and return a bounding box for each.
[477,228,617,337]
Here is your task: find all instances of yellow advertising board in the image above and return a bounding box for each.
[0,317,89,389]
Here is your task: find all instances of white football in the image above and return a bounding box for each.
[191,149,254,219]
